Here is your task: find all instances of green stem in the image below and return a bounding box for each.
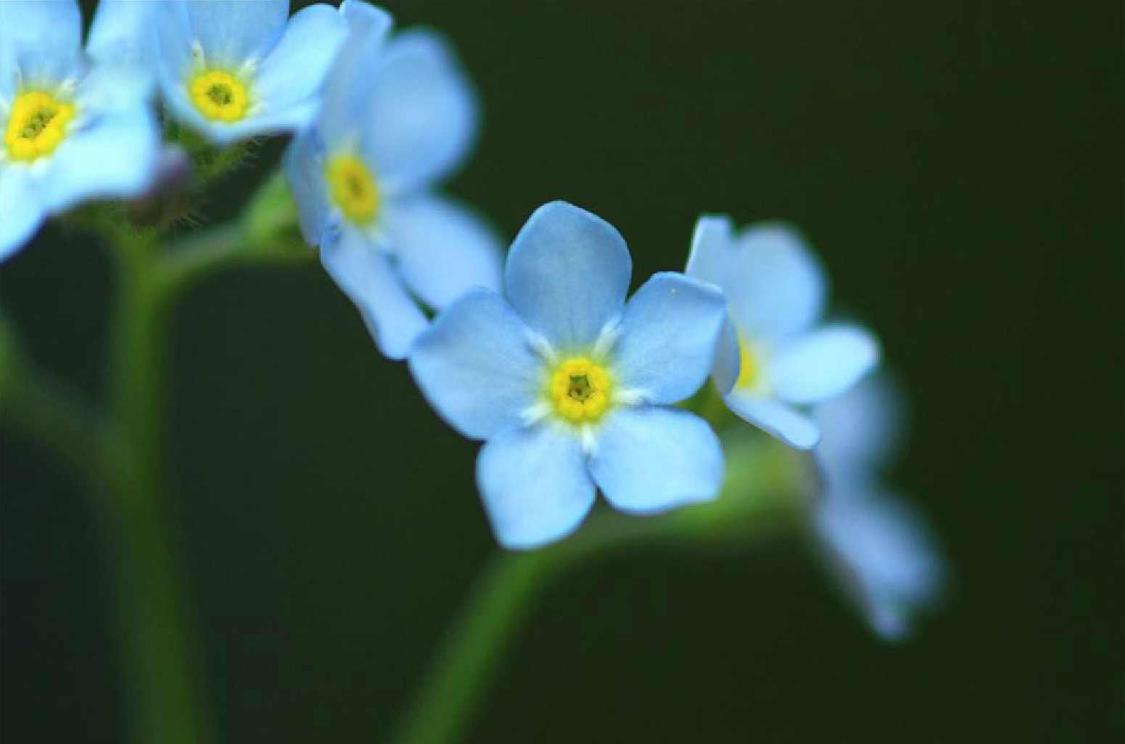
[393,438,806,744]
[104,238,211,744]
[0,363,111,489]
[393,553,551,744]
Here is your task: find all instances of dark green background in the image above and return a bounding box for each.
[2,1,1121,741]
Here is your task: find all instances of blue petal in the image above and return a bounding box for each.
[282,127,333,246]
[0,0,82,84]
[252,3,348,124]
[610,272,726,405]
[815,486,945,641]
[75,64,152,114]
[724,392,820,450]
[183,0,289,67]
[687,215,825,343]
[768,324,880,405]
[712,317,741,395]
[408,289,542,440]
[320,228,427,360]
[384,195,503,309]
[0,168,44,262]
[318,1,393,146]
[505,201,631,350]
[589,407,723,514]
[359,29,477,194]
[813,373,904,476]
[38,109,159,213]
[86,0,159,69]
[476,424,595,550]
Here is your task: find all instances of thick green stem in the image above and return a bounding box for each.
[105,240,211,744]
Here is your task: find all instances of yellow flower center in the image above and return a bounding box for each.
[188,69,251,122]
[547,357,614,424]
[735,332,762,391]
[4,90,76,162]
[325,153,380,225]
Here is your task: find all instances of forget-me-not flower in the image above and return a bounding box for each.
[285,1,501,359]
[687,216,880,449]
[0,0,160,261]
[811,374,945,640]
[409,201,728,549]
[156,0,349,144]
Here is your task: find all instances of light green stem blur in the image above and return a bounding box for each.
[392,436,811,744]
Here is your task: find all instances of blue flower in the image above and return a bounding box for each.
[811,374,945,641]
[409,201,728,549]
[156,0,349,144]
[284,1,501,359]
[0,0,160,261]
[686,216,881,449]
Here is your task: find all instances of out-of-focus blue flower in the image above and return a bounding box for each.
[284,0,501,359]
[409,201,728,549]
[811,374,945,641]
[0,0,160,261]
[156,0,348,144]
[686,216,881,449]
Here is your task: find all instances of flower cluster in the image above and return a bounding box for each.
[1,1,944,637]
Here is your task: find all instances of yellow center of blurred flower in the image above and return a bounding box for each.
[547,357,614,424]
[4,91,76,162]
[325,154,380,225]
[736,333,762,391]
[189,69,250,122]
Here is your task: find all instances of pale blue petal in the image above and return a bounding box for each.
[86,0,159,70]
[815,486,945,640]
[712,317,741,395]
[0,168,44,262]
[590,407,723,514]
[252,3,348,120]
[768,324,880,405]
[319,1,393,145]
[321,229,427,360]
[38,110,159,213]
[477,424,595,550]
[408,289,542,440]
[384,195,503,309]
[610,272,726,405]
[813,373,905,476]
[360,30,477,193]
[725,392,820,450]
[505,201,631,350]
[75,64,152,113]
[282,127,333,246]
[184,0,288,67]
[0,0,82,84]
[213,98,320,143]
[687,215,825,343]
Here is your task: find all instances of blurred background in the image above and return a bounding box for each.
[2,0,1120,741]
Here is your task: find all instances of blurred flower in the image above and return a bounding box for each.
[410,201,727,549]
[285,0,501,359]
[156,0,348,144]
[811,374,945,641]
[686,216,880,449]
[0,0,160,260]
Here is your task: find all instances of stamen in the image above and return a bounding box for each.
[3,90,76,162]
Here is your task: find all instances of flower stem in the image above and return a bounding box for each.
[393,437,806,744]
[104,236,212,744]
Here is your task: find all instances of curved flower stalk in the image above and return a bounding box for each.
[156,0,349,144]
[410,201,727,549]
[0,0,160,260]
[285,0,501,359]
[811,374,946,640]
[687,216,881,449]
